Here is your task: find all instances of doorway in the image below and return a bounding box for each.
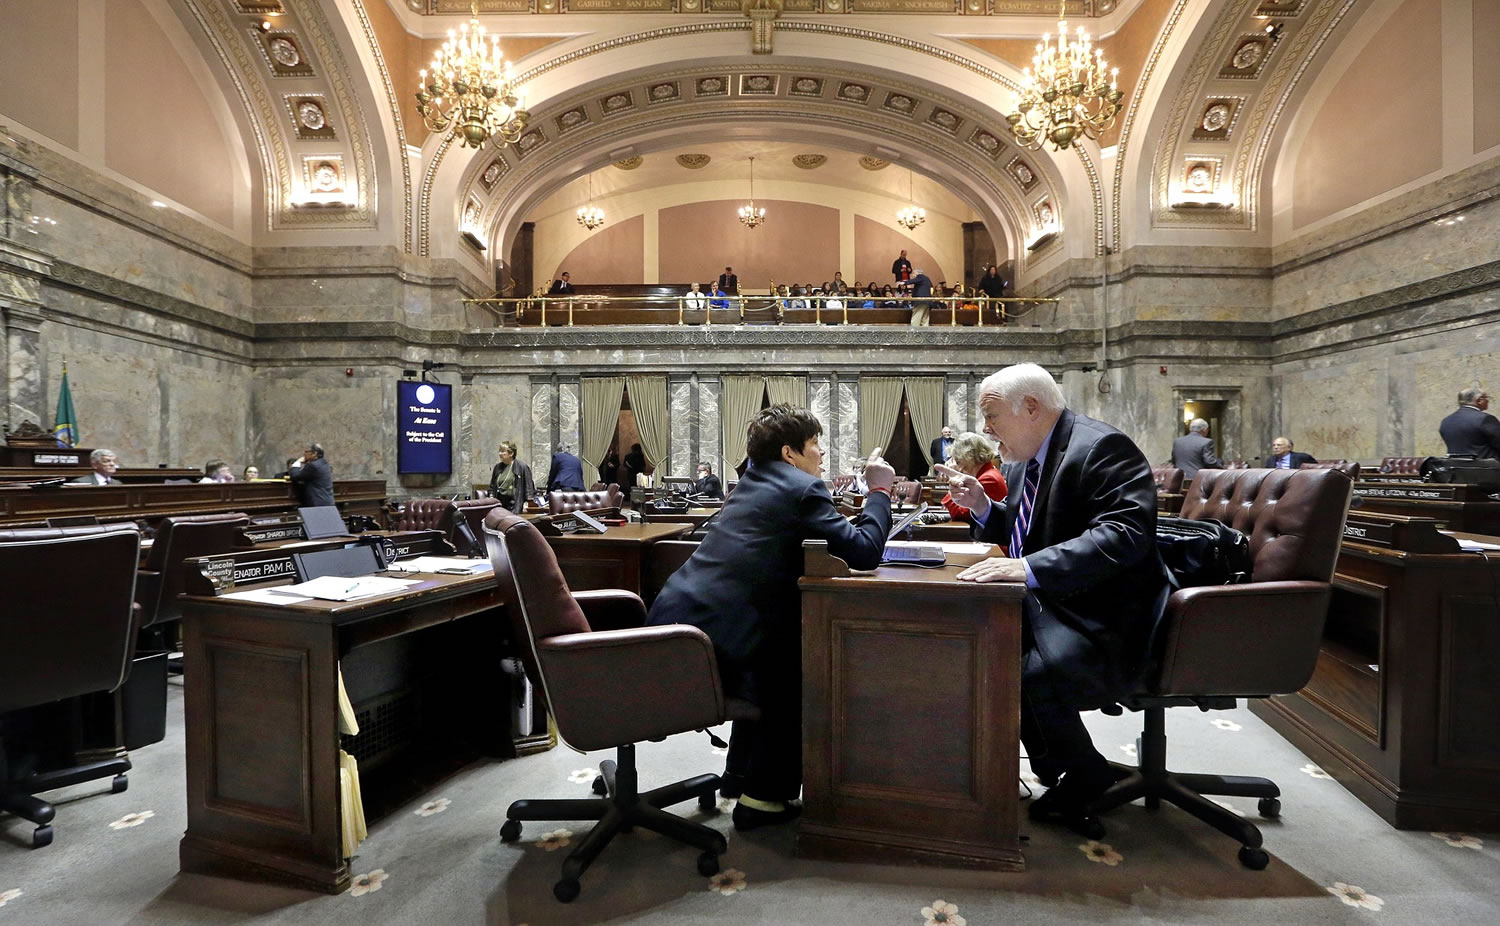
[1181,399,1227,458]
[886,396,928,479]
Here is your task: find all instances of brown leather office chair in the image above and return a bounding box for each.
[892,480,922,506]
[1151,465,1185,494]
[394,497,458,535]
[1,528,142,848]
[452,498,502,556]
[1378,456,1424,475]
[548,486,623,514]
[136,513,251,629]
[1094,467,1354,870]
[483,509,753,903]
[1301,460,1361,479]
[829,474,854,494]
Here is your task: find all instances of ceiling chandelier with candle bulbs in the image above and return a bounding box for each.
[738,156,766,229]
[415,1,529,150]
[1005,1,1123,152]
[576,172,605,231]
[896,168,926,231]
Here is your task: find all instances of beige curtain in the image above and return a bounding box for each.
[580,377,625,469]
[764,375,807,409]
[905,377,946,467]
[625,376,669,468]
[859,377,906,460]
[722,375,767,475]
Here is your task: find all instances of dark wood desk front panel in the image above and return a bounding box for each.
[0,479,386,526]
[545,523,693,597]
[179,572,504,894]
[800,560,1026,870]
[1251,541,1500,830]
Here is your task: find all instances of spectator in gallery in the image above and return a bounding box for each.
[199,459,234,483]
[488,440,536,514]
[719,266,738,294]
[684,282,707,311]
[1266,436,1316,469]
[892,249,913,282]
[977,264,1007,299]
[547,271,575,295]
[69,448,123,486]
[1438,386,1500,460]
[288,442,334,506]
[709,282,731,311]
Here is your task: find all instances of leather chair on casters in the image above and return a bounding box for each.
[483,509,755,902]
[1093,467,1354,869]
[1,528,142,847]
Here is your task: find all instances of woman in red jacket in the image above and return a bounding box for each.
[941,431,1009,534]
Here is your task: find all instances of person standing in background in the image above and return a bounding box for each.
[546,446,586,492]
[1170,418,1223,480]
[1438,387,1500,459]
[891,249,913,283]
[488,441,535,514]
[289,442,334,506]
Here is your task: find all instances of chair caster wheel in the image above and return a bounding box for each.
[697,851,720,877]
[1257,797,1281,818]
[592,775,607,796]
[500,819,522,842]
[698,792,717,813]
[553,878,581,903]
[1238,846,1269,870]
[112,774,129,794]
[31,825,54,849]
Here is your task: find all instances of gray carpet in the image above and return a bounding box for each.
[2,685,1497,925]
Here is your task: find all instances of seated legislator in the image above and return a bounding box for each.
[198,459,233,483]
[691,461,724,499]
[647,405,894,831]
[68,448,123,486]
[940,431,1008,528]
[1266,436,1316,470]
[242,465,260,481]
[937,363,1170,838]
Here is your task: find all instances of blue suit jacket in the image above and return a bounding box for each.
[648,460,891,665]
[545,452,587,492]
[976,409,1170,706]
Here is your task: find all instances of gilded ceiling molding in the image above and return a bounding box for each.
[1109,0,1191,253]
[419,19,1041,255]
[1072,143,1104,257]
[287,0,377,224]
[418,132,456,257]
[349,0,415,252]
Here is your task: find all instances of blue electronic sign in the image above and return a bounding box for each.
[397,380,452,474]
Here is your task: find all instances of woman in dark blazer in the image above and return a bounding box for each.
[487,441,534,513]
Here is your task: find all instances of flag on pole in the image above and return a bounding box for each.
[54,362,79,448]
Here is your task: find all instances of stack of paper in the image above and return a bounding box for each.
[389,556,493,574]
[281,575,420,601]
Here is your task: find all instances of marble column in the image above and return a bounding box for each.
[530,380,555,478]
[946,377,971,435]
[835,378,859,472]
[669,376,694,477]
[809,376,832,471]
[698,378,721,476]
[457,374,474,492]
[3,306,42,432]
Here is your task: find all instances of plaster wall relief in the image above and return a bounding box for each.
[835,377,859,471]
[698,378,722,477]
[530,379,555,476]
[669,377,694,476]
[945,377,970,434]
[809,376,832,469]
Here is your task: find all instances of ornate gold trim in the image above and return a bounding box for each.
[1109,0,1190,252]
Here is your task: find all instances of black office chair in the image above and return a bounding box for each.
[0,528,142,847]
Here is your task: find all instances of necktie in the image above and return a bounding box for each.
[1011,459,1040,557]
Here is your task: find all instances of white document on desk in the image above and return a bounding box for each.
[281,575,420,601]
[220,587,314,605]
[390,556,493,574]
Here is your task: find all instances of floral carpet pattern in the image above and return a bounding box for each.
[1,687,1497,925]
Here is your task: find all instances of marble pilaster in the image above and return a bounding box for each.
[809,377,832,471]
[835,379,859,473]
[5,307,42,431]
[946,377,970,435]
[530,381,555,477]
[697,379,721,476]
[557,381,580,456]
[456,376,474,492]
[669,377,693,477]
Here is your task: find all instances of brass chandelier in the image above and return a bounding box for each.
[415,2,529,150]
[738,157,766,229]
[576,172,605,232]
[1005,2,1123,152]
[896,168,926,231]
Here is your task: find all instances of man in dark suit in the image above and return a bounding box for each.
[1170,418,1223,480]
[929,426,955,468]
[718,266,738,294]
[68,448,123,485]
[648,405,893,831]
[1439,387,1500,459]
[545,447,586,492]
[547,271,574,295]
[1266,436,1316,470]
[891,249,912,283]
[288,442,334,507]
[691,461,723,499]
[938,363,1170,837]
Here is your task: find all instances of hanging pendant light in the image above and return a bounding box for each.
[896,167,926,231]
[576,171,605,231]
[738,156,766,229]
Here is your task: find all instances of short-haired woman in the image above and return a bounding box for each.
[488,441,535,514]
[942,432,1008,535]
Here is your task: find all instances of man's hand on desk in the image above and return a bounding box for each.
[956,556,1026,583]
[934,464,991,520]
[864,446,896,494]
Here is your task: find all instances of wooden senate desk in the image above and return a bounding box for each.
[798,542,1029,870]
[1250,512,1500,830]
[177,533,541,893]
[1349,481,1500,535]
[540,521,693,595]
[0,478,386,527]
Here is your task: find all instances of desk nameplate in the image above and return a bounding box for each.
[187,532,452,594]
